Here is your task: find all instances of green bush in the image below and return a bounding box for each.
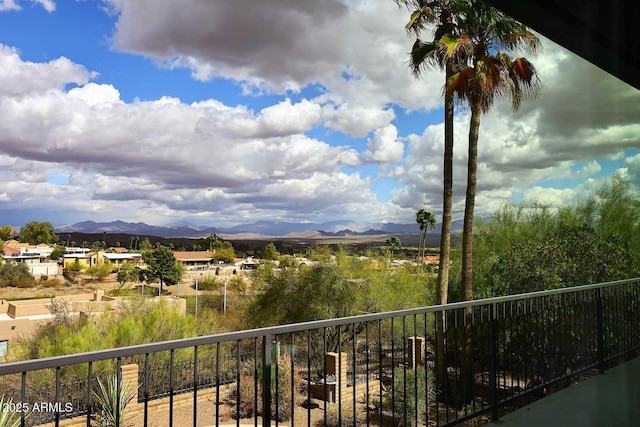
[0,261,35,288]
[194,275,221,291]
[384,366,435,427]
[40,278,65,288]
[233,354,303,422]
[227,275,247,293]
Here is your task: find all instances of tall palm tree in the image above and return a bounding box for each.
[399,0,542,403]
[443,0,542,403]
[416,208,426,264]
[399,0,460,400]
[442,0,541,297]
[386,236,402,265]
[400,0,457,310]
[416,209,437,268]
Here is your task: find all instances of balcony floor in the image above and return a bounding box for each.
[485,356,640,426]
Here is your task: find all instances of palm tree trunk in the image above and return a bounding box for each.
[459,100,481,405]
[435,66,454,401]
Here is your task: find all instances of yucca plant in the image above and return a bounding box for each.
[93,375,137,427]
[0,396,27,427]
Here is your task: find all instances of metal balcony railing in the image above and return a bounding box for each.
[1,278,639,427]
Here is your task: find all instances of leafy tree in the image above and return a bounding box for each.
[116,262,139,287]
[262,242,279,261]
[50,245,66,261]
[18,221,58,244]
[141,246,181,295]
[84,263,113,281]
[0,261,34,287]
[468,175,640,298]
[139,237,153,251]
[0,225,14,241]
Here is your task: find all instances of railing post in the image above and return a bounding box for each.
[489,303,499,422]
[262,335,272,427]
[596,288,605,373]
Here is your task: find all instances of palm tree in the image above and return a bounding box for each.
[444,0,542,404]
[400,0,542,404]
[400,0,460,400]
[386,236,402,265]
[416,209,437,269]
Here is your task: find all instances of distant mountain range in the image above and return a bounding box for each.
[55,219,466,239]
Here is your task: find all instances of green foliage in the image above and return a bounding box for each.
[93,375,137,427]
[0,396,28,427]
[49,245,66,260]
[194,275,222,291]
[467,175,640,298]
[17,221,58,244]
[67,259,82,272]
[17,299,197,363]
[227,275,247,293]
[234,354,302,422]
[248,250,431,328]
[139,238,153,251]
[141,246,181,288]
[84,263,113,281]
[0,261,34,288]
[384,366,435,427]
[0,225,14,241]
[262,242,279,260]
[116,262,139,286]
[210,238,235,263]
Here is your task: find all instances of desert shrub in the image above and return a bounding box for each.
[383,366,435,427]
[40,278,65,288]
[271,353,304,422]
[316,404,365,427]
[194,275,222,291]
[233,354,304,422]
[227,275,247,293]
[235,373,260,419]
[0,261,35,288]
[84,263,112,281]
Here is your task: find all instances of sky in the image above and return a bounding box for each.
[0,0,638,230]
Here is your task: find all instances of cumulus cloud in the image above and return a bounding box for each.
[103,0,443,138]
[364,125,404,163]
[0,44,93,97]
[0,45,390,225]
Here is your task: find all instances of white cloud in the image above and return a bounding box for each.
[0,0,55,12]
[0,0,20,11]
[0,44,93,97]
[364,125,404,163]
[0,44,395,225]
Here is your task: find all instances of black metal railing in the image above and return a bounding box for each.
[0,278,639,427]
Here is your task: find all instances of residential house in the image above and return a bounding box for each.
[173,251,216,271]
[1,240,60,277]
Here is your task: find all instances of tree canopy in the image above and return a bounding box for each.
[18,221,58,245]
[141,245,181,293]
[0,225,14,241]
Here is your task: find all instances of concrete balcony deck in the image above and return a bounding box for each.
[486,356,640,427]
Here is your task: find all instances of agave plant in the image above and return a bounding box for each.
[93,375,137,427]
[0,396,27,427]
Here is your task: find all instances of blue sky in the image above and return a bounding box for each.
[0,0,638,230]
